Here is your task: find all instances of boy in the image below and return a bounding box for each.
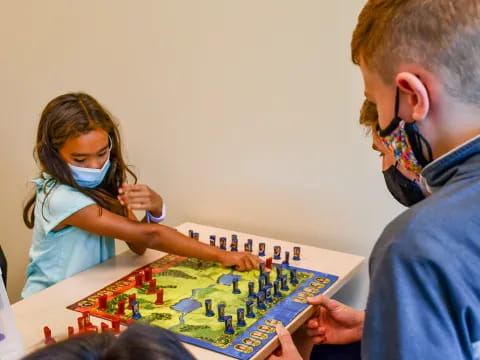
[272,1,480,359]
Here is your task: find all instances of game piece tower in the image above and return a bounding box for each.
[266,257,273,270]
[274,246,281,260]
[259,263,265,276]
[281,274,289,291]
[209,235,216,246]
[273,280,282,297]
[98,294,108,310]
[246,300,255,318]
[147,279,157,294]
[217,303,226,322]
[283,251,290,266]
[276,264,283,280]
[144,267,153,282]
[116,299,126,315]
[219,237,227,250]
[155,289,164,305]
[77,317,85,332]
[232,278,241,294]
[264,271,271,286]
[205,299,215,317]
[68,326,74,338]
[43,326,56,345]
[135,273,144,288]
[256,290,267,310]
[290,269,299,285]
[128,294,136,309]
[258,275,265,292]
[231,234,238,252]
[258,242,266,256]
[224,316,234,335]
[293,246,301,261]
[131,301,142,320]
[237,308,246,327]
[248,281,256,298]
[111,319,120,333]
[265,285,273,303]
[101,322,109,333]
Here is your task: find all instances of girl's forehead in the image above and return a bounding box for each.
[61,129,109,154]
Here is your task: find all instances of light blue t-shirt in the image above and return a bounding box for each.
[22,174,115,298]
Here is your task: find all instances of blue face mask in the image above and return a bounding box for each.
[69,158,111,188]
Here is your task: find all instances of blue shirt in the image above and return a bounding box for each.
[22,174,115,298]
[363,136,480,359]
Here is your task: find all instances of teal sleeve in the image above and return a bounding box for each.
[39,184,96,235]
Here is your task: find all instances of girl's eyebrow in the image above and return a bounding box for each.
[71,145,109,157]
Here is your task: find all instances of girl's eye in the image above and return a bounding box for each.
[98,152,107,157]
[74,159,86,163]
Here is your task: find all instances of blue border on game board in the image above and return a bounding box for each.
[175,265,338,360]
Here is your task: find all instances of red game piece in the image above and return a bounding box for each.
[98,294,108,310]
[144,267,153,282]
[135,273,144,288]
[111,319,120,333]
[43,326,56,345]
[128,294,136,309]
[84,324,99,333]
[116,299,126,315]
[77,317,85,332]
[68,326,74,338]
[101,322,109,333]
[265,257,273,270]
[82,311,91,326]
[155,289,164,305]
[147,279,157,294]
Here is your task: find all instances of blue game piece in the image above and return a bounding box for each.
[258,242,266,257]
[232,278,241,294]
[246,300,255,318]
[281,274,289,291]
[244,242,250,252]
[274,245,281,260]
[259,263,265,275]
[209,235,216,246]
[217,303,226,322]
[265,285,273,303]
[283,251,290,266]
[258,275,265,292]
[205,299,215,317]
[188,230,194,238]
[256,290,267,310]
[219,237,227,250]
[273,280,282,297]
[248,238,253,250]
[224,316,234,335]
[290,268,299,285]
[248,281,256,298]
[237,308,246,327]
[230,235,238,252]
[193,232,199,241]
[130,301,142,320]
[293,246,301,261]
[264,271,271,286]
[276,264,283,280]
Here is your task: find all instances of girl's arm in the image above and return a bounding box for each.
[126,209,148,255]
[60,204,260,271]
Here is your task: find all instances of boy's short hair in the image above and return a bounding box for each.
[352,0,480,104]
[22,324,195,360]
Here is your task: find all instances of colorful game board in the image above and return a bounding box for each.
[67,243,337,359]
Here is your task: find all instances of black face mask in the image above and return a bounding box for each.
[383,164,426,207]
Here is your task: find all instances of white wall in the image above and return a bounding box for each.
[0,0,405,307]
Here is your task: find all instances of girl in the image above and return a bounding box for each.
[22,93,260,298]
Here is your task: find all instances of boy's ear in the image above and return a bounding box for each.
[396,72,430,122]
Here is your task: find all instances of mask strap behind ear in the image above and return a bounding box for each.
[378,88,402,137]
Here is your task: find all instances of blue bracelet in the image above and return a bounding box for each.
[146,203,166,223]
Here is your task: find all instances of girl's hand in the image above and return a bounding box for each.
[218,251,262,271]
[118,184,164,216]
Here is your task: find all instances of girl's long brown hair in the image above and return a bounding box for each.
[23,93,137,228]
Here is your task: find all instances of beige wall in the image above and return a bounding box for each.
[0,0,405,308]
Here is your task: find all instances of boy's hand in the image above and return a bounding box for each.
[268,324,303,360]
[306,295,365,345]
[118,184,164,216]
[218,251,261,271]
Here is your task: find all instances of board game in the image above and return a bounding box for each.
[67,233,338,360]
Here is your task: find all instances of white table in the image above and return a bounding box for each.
[12,222,364,359]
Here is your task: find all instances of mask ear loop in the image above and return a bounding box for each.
[405,123,433,166]
[108,135,113,152]
[377,88,402,137]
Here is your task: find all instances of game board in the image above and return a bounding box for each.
[67,236,338,360]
